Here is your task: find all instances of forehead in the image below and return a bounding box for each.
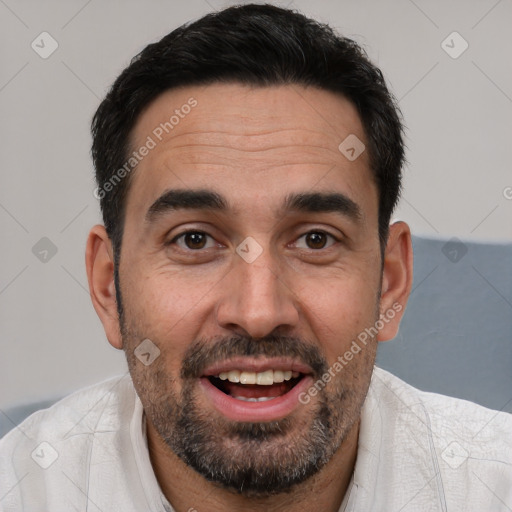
[125,83,376,226]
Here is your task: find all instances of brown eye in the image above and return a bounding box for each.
[170,231,215,250]
[295,231,337,251]
[184,232,207,249]
[305,232,327,249]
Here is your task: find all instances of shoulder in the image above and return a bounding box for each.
[371,366,512,446]
[366,366,512,509]
[1,373,135,448]
[0,374,137,510]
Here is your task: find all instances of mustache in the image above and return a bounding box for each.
[181,334,328,379]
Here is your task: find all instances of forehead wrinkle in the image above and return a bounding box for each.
[149,137,349,169]
[141,130,342,154]
[147,139,349,175]
[155,144,342,156]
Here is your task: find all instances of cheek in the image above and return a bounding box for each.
[299,272,380,359]
[121,268,221,367]
[124,268,193,326]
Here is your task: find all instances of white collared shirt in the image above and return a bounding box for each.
[1,367,511,511]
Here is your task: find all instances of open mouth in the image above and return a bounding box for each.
[199,360,314,422]
[208,369,303,402]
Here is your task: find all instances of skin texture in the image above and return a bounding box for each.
[86,83,413,512]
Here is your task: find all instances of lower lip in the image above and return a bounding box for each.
[199,375,314,422]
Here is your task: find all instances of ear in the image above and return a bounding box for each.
[85,224,123,350]
[377,221,413,342]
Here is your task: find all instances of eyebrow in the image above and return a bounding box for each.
[146,189,228,222]
[145,188,362,224]
[283,191,362,222]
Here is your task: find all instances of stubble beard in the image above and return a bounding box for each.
[123,326,376,497]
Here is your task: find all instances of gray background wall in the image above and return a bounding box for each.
[376,236,512,414]
[1,0,511,416]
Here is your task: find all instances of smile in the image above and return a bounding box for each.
[199,358,314,422]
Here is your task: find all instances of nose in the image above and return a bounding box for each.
[215,248,300,339]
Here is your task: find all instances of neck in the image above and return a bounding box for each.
[146,417,359,512]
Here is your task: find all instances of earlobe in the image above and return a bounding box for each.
[377,221,413,342]
[85,225,123,350]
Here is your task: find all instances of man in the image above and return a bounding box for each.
[1,4,511,511]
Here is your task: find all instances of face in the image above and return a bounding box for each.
[109,83,390,495]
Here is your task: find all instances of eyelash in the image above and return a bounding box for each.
[167,229,340,252]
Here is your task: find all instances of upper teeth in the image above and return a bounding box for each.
[216,370,300,385]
